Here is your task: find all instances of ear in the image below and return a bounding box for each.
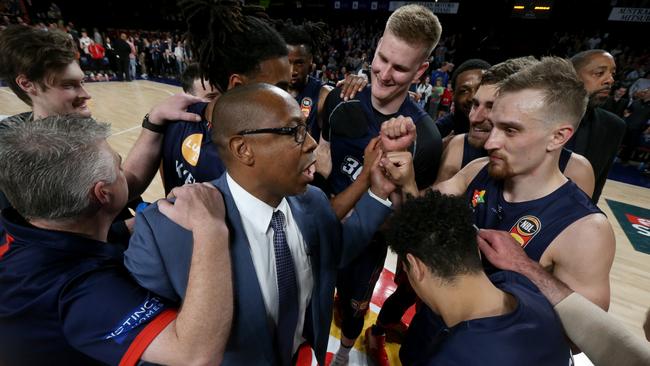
[92,181,112,206]
[548,123,574,152]
[413,61,430,83]
[229,136,255,166]
[405,253,427,283]
[15,74,38,96]
[228,74,246,90]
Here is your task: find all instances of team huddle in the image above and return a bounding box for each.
[1,1,649,366]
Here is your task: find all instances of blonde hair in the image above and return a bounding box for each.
[386,5,442,58]
[498,56,588,128]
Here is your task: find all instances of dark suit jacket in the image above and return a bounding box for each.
[124,174,391,365]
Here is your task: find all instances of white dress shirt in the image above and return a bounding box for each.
[226,173,313,353]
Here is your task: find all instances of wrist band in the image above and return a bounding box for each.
[141,113,167,134]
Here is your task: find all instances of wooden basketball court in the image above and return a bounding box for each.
[1,80,648,364]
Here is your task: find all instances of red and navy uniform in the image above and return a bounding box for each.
[321,86,441,339]
[461,134,574,172]
[467,164,601,269]
[161,102,225,194]
[295,75,324,141]
[0,209,177,366]
[400,271,572,366]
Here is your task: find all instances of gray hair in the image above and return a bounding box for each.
[0,115,115,220]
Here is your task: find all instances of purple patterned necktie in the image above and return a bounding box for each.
[270,210,298,365]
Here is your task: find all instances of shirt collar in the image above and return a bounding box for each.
[226,173,290,235]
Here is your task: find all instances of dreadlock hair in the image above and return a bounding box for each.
[385,190,482,283]
[180,0,288,93]
[276,21,329,58]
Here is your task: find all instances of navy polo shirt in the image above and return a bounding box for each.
[400,271,572,366]
[0,209,177,366]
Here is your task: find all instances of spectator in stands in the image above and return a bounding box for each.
[114,33,133,81]
[603,84,629,118]
[430,61,453,88]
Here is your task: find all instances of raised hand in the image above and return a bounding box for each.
[380,116,416,152]
[476,229,532,273]
[337,74,368,101]
[148,93,206,125]
[158,182,226,233]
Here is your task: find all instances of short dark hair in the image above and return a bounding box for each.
[386,191,482,281]
[181,62,201,94]
[570,49,610,72]
[0,25,77,106]
[277,21,329,57]
[181,0,288,93]
[481,56,538,86]
[450,58,491,89]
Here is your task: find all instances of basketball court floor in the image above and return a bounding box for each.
[2,80,648,365]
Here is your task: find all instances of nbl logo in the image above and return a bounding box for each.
[509,215,541,248]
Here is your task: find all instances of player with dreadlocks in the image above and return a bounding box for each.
[277,21,366,143]
[159,0,291,194]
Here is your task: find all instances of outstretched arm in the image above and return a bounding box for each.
[123,93,204,200]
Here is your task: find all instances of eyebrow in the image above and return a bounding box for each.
[377,51,409,71]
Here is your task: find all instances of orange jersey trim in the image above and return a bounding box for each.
[118,308,178,366]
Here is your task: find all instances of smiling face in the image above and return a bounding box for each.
[484,89,551,180]
[370,30,429,112]
[575,52,616,108]
[31,62,92,118]
[453,69,483,118]
[467,83,498,149]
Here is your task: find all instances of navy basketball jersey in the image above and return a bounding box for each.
[161,102,225,194]
[296,76,324,141]
[461,134,486,168]
[324,87,438,195]
[467,165,601,265]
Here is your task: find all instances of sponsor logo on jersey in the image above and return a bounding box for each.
[300,97,313,119]
[509,215,541,248]
[105,294,166,344]
[181,133,202,166]
[471,189,486,207]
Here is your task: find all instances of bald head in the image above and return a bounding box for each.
[211,83,298,160]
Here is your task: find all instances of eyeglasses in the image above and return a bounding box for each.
[237,124,308,144]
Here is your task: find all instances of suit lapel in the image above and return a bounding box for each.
[287,194,320,344]
[213,176,275,362]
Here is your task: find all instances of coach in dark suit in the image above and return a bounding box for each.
[125,83,395,365]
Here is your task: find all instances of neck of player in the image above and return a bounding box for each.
[422,272,518,328]
[371,91,407,115]
[503,159,568,203]
[29,214,112,242]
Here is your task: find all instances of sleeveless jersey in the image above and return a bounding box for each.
[466,165,601,266]
[161,102,225,194]
[296,76,324,141]
[326,87,433,194]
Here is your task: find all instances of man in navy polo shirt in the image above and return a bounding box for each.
[0,116,232,365]
[388,191,571,365]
